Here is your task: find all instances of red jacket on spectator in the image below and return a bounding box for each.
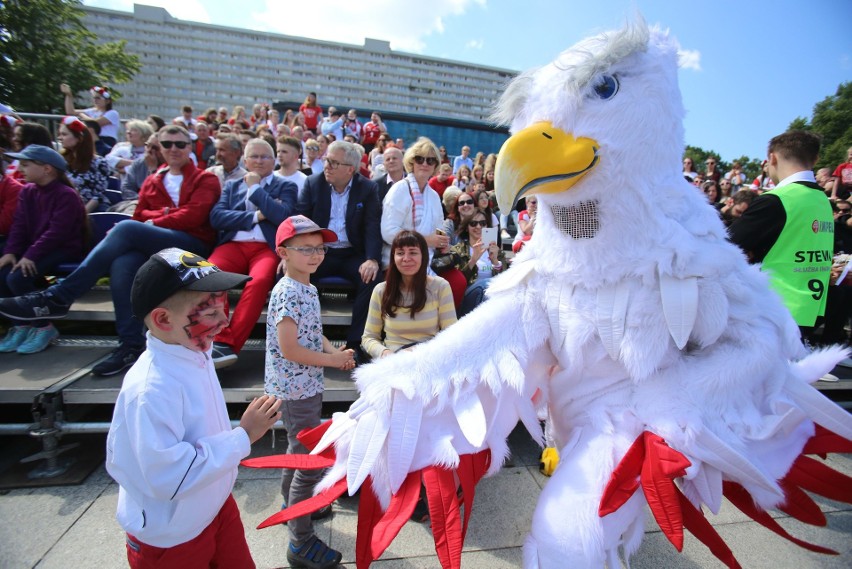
[133,161,221,246]
[0,174,23,236]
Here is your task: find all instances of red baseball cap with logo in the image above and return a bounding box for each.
[275,215,337,247]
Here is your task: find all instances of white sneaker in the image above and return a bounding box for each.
[819,373,839,382]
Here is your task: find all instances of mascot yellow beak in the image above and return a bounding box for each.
[494,122,599,212]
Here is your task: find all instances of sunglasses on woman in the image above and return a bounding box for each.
[160,140,190,149]
[413,155,438,166]
[458,199,474,205]
[468,220,488,227]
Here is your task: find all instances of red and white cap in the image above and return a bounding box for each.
[275,215,337,247]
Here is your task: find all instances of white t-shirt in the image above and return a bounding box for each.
[86,107,120,140]
[275,170,307,193]
[164,173,183,205]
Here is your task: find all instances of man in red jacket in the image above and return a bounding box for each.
[0,125,221,375]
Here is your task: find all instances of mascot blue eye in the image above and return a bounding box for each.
[593,75,619,99]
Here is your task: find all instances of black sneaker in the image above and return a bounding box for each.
[0,291,70,321]
[211,342,237,369]
[286,535,342,569]
[92,345,143,377]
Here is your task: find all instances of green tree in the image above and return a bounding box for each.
[788,82,852,171]
[0,0,140,113]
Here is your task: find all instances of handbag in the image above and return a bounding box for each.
[430,251,460,274]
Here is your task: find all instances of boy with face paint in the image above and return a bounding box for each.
[106,247,281,568]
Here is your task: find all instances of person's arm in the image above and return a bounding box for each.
[380,182,409,245]
[114,388,253,501]
[277,316,353,369]
[362,180,383,263]
[830,177,840,200]
[295,176,314,217]
[249,178,298,226]
[362,286,391,359]
[209,180,253,231]
[727,194,786,263]
[60,83,77,115]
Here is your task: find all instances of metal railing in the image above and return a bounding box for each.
[15,112,127,143]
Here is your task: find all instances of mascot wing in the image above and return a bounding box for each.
[314,274,554,506]
[243,269,558,568]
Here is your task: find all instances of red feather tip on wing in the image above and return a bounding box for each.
[640,433,691,551]
[599,432,646,516]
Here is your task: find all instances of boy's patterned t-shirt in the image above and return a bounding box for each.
[265,276,324,400]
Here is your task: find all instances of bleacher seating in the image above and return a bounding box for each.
[52,212,133,275]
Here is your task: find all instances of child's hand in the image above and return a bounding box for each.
[330,347,356,371]
[239,395,282,444]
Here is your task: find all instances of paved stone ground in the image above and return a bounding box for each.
[0,426,850,569]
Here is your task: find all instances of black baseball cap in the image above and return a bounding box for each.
[131,248,250,320]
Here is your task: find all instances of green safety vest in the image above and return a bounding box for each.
[761,182,834,326]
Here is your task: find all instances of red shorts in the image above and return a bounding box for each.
[125,494,254,569]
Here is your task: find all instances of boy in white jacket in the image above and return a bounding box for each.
[106,247,281,568]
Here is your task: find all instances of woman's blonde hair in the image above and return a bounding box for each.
[402,137,441,175]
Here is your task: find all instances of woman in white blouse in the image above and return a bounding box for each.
[379,137,449,271]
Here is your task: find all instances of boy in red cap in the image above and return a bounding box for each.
[266,215,354,568]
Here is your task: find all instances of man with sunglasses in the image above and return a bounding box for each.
[0,125,221,376]
[296,140,382,362]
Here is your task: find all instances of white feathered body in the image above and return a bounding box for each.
[311,20,851,569]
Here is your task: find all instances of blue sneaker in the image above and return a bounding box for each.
[17,324,59,354]
[0,290,70,321]
[286,535,341,569]
[0,326,32,352]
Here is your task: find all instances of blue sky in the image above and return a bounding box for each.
[83,0,851,163]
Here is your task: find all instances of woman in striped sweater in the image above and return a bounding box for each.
[362,230,457,360]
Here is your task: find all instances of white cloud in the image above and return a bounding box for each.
[677,49,701,71]
[466,39,484,50]
[250,0,486,53]
[83,0,212,24]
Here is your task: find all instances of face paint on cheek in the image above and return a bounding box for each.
[183,292,228,350]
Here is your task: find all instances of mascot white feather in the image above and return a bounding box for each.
[245,19,852,569]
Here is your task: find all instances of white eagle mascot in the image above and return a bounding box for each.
[245,19,852,569]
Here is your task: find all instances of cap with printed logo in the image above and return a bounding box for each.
[131,248,250,319]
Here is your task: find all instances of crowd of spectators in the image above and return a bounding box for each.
[0,86,849,360]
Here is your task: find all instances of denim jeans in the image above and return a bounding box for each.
[458,280,488,318]
[50,220,209,348]
[0,249,78,327]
